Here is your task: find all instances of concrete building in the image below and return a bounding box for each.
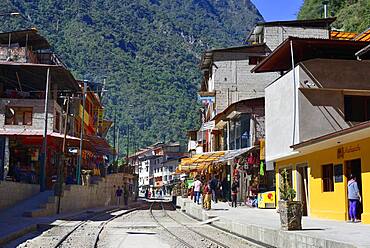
[247,18,334,50]
[132,142,184,196]
[252,36,370,221]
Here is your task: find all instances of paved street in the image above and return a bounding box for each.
[6,201,261,248]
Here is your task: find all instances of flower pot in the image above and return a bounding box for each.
[278,200,302,230]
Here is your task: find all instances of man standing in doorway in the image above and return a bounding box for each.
[348,175,361,222]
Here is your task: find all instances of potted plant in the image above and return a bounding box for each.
[278,169,302,230]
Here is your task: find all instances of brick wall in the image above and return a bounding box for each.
[264,26,329,51]
[212,52,278,114]
[0,181,39,210]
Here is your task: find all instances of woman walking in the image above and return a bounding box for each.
[348,175,361,222]
[231,179,239,208]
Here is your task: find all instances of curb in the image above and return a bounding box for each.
[177,197,357,248]
[0,224,38,247]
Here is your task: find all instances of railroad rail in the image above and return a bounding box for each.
[149,201,230,248]
[53,207,142,248]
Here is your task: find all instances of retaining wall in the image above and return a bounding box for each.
[0,181,39,211]
[27,173,132,217]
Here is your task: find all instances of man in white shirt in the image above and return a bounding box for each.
[193,176,202,204]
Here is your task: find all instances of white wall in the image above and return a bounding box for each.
[265,68,299,162]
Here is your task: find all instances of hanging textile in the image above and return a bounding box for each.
[259,161,264,176]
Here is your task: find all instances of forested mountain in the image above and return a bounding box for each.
[298,0,370,32]
[0,0,262,155]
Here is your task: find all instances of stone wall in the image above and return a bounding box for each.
[28,173,132,217]
[0,181,39,211]
[212,52,278,114]
[264,26,329,51]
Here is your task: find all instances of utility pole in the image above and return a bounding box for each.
[40,68,50,192]
[56,96,70,214]
[113,110,116,163]
[76,81,87,185]
[126,124,130,163]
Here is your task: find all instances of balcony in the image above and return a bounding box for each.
[0,98,63,134]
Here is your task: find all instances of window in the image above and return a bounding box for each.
[5,107,32,125]
[169,166,173,172]
[322,164,334,192]
[344,95,370,122]
[146,166,149,172]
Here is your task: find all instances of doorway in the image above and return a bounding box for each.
[346,159,362,220]
[296,164,309,216]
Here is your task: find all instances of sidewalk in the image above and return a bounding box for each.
[177,197,370,248]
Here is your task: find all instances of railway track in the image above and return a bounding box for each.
[53,207,143,248]
[149,201,230,248]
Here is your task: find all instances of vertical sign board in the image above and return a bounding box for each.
[334,164,343,183]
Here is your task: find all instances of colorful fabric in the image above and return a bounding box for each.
[260,161,264,176]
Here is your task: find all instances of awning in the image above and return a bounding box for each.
[83,135,114,156]
[0,129,80,140]
[178,151,225,172]
[218,147,255,162]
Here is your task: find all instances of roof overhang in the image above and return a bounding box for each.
[213,97,264,124]
[0,29,50,50]
[200,43,270,70]
[0,62,80,91]
[291,121,370,155]
[256,17,336,28]
[251,37,370,73]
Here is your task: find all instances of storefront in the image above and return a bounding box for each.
[275,122,370,224]
[1,134,80,189]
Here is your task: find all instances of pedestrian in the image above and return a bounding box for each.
[193,176,202,205]
[348,174,361,222]
[123,186,129,207]
[210,175,219,203]
[145,189,149,199]
[203,183,212,210]
[231,179,239,208]
[115,186,123,206]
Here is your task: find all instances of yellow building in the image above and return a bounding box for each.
[275,121,370,224]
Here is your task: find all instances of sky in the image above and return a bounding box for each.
[251,0,305,21]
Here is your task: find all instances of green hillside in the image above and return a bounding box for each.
[0,0,262,155]
[298,0,370,33]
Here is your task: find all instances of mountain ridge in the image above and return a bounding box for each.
[0,0,263,155]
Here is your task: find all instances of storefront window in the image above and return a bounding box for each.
[5,107,33,125]
[322,164,334,192]
[230,121,235,150]
[235,119,241,149]
[240,114,250,148]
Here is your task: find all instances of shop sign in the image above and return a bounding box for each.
[337,145,360,159]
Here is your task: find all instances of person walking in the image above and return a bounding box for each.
[210,175,219,203]
[348,175,361,222]
[115,186,123,206]
[123,186,129,207]
[231,179,239,208]
[203,183,212,210]
[193,176,202,205]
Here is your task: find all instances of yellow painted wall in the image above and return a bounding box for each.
[276,137,370,224]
